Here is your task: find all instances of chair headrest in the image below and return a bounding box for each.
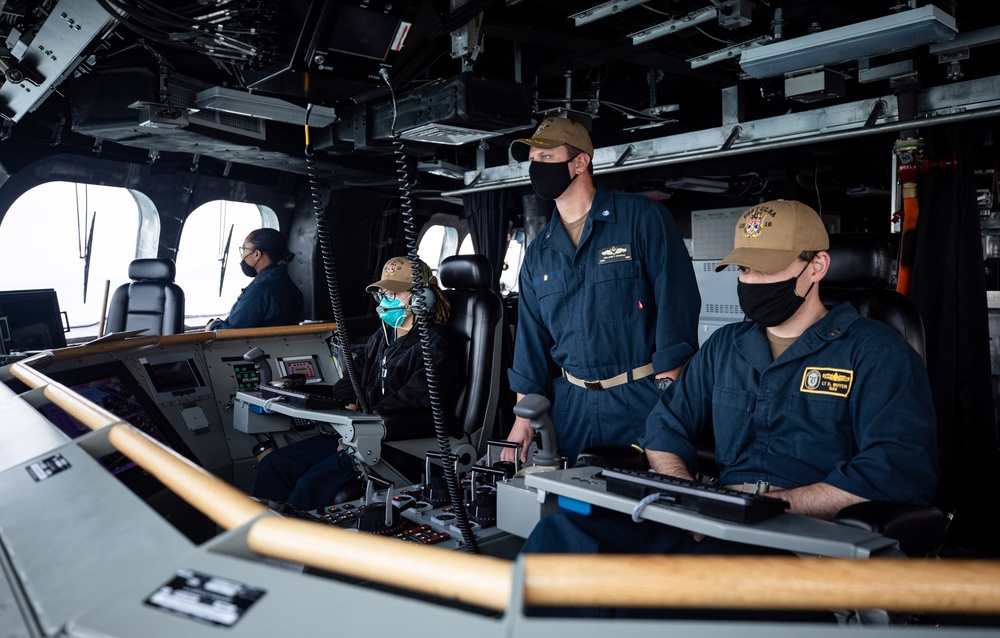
[824,233,892,288]
[128,258,176,282]
[439,254,493,290]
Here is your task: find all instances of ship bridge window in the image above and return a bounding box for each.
[500,230,524,297]
[0,182,153,341]
[176,201,278,327]
[417,214,474,275]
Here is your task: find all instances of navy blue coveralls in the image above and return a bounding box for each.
[524,303,939,601]
[509,185,700,461]
[209,265,303,330]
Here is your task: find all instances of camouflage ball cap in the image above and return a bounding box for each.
[367,257,432,293]
[715,200,829,273]
[510,117,594,162]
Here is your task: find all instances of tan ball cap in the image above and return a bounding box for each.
[715,200,830,273]
[366,257,432,293]
[510,117,594,162]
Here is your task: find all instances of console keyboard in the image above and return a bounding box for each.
[602,468,790,524]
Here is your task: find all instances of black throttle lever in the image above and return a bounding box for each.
[512,394,560,467]
[243,347,272,387]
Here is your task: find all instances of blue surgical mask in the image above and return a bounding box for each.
[376,296,406,328]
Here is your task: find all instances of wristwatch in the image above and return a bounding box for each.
[656,377,673,392]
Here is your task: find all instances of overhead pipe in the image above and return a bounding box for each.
[446,104,1000,197]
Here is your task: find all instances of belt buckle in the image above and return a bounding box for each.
[583,380,604,391]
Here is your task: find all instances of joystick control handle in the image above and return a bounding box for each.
[243,347,271,386]
[513,394,560,466]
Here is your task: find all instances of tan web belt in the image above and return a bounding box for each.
[563,363,655,391]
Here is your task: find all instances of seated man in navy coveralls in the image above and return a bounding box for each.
[522,200,938,617]
[504,117,700,464]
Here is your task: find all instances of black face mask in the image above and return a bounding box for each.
[529,157,577,200]
[240,255,258,278]
[737,262,814,327]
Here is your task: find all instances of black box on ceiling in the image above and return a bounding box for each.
[243,0,424,104]
[366,74,535,146]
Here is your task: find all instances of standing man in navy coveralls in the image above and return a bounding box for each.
[522,202,938,619]
[503,117,700,464]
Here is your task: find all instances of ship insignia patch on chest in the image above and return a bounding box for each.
[800,367,854,397]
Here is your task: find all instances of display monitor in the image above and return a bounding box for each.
[243,0,425,103]
[0,288,67,354]
[324,4,404,61]
[139,353,210,404]
[277,355,324,384]
[38,362,193,496]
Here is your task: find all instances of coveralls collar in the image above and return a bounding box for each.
[733,302,861,374]
[247,263,282,284]
[540,184,616,256]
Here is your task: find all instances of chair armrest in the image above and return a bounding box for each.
[834,501,948,556]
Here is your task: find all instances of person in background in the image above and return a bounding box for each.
[252,257,461,510]
[205,228,303,331]
[504,117,701,465]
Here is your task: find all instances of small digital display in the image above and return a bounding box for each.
[278,355,323,384]
[233,363,259,390]
[145,359,205,394]
[286,360,317,378]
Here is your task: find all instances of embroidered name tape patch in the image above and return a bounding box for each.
[598,244,632,264]
[800,367,854,397]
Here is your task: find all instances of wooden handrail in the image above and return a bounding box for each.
[11,361,123,428]
[203,322,337,341]
[523,555,1000,614]
[10,359,1000,616]
[246,517,512,611]
[39,336,163,365]
[107,422,268,530]
[17,322,338,370]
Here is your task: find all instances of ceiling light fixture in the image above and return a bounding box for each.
[571,0,651,26]
[739,5,956,79]
[629,6,717,46]
[195,88,338,127]
[417,160,468,180]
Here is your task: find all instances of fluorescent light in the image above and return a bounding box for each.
[662,177,729,193]
[400,122,528,146]
[417,160,468,180]
[571,0,650,26]
[629,6,716,46]
[194,87,338,127]
[740,5,956,79]
[689,35,773,69]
